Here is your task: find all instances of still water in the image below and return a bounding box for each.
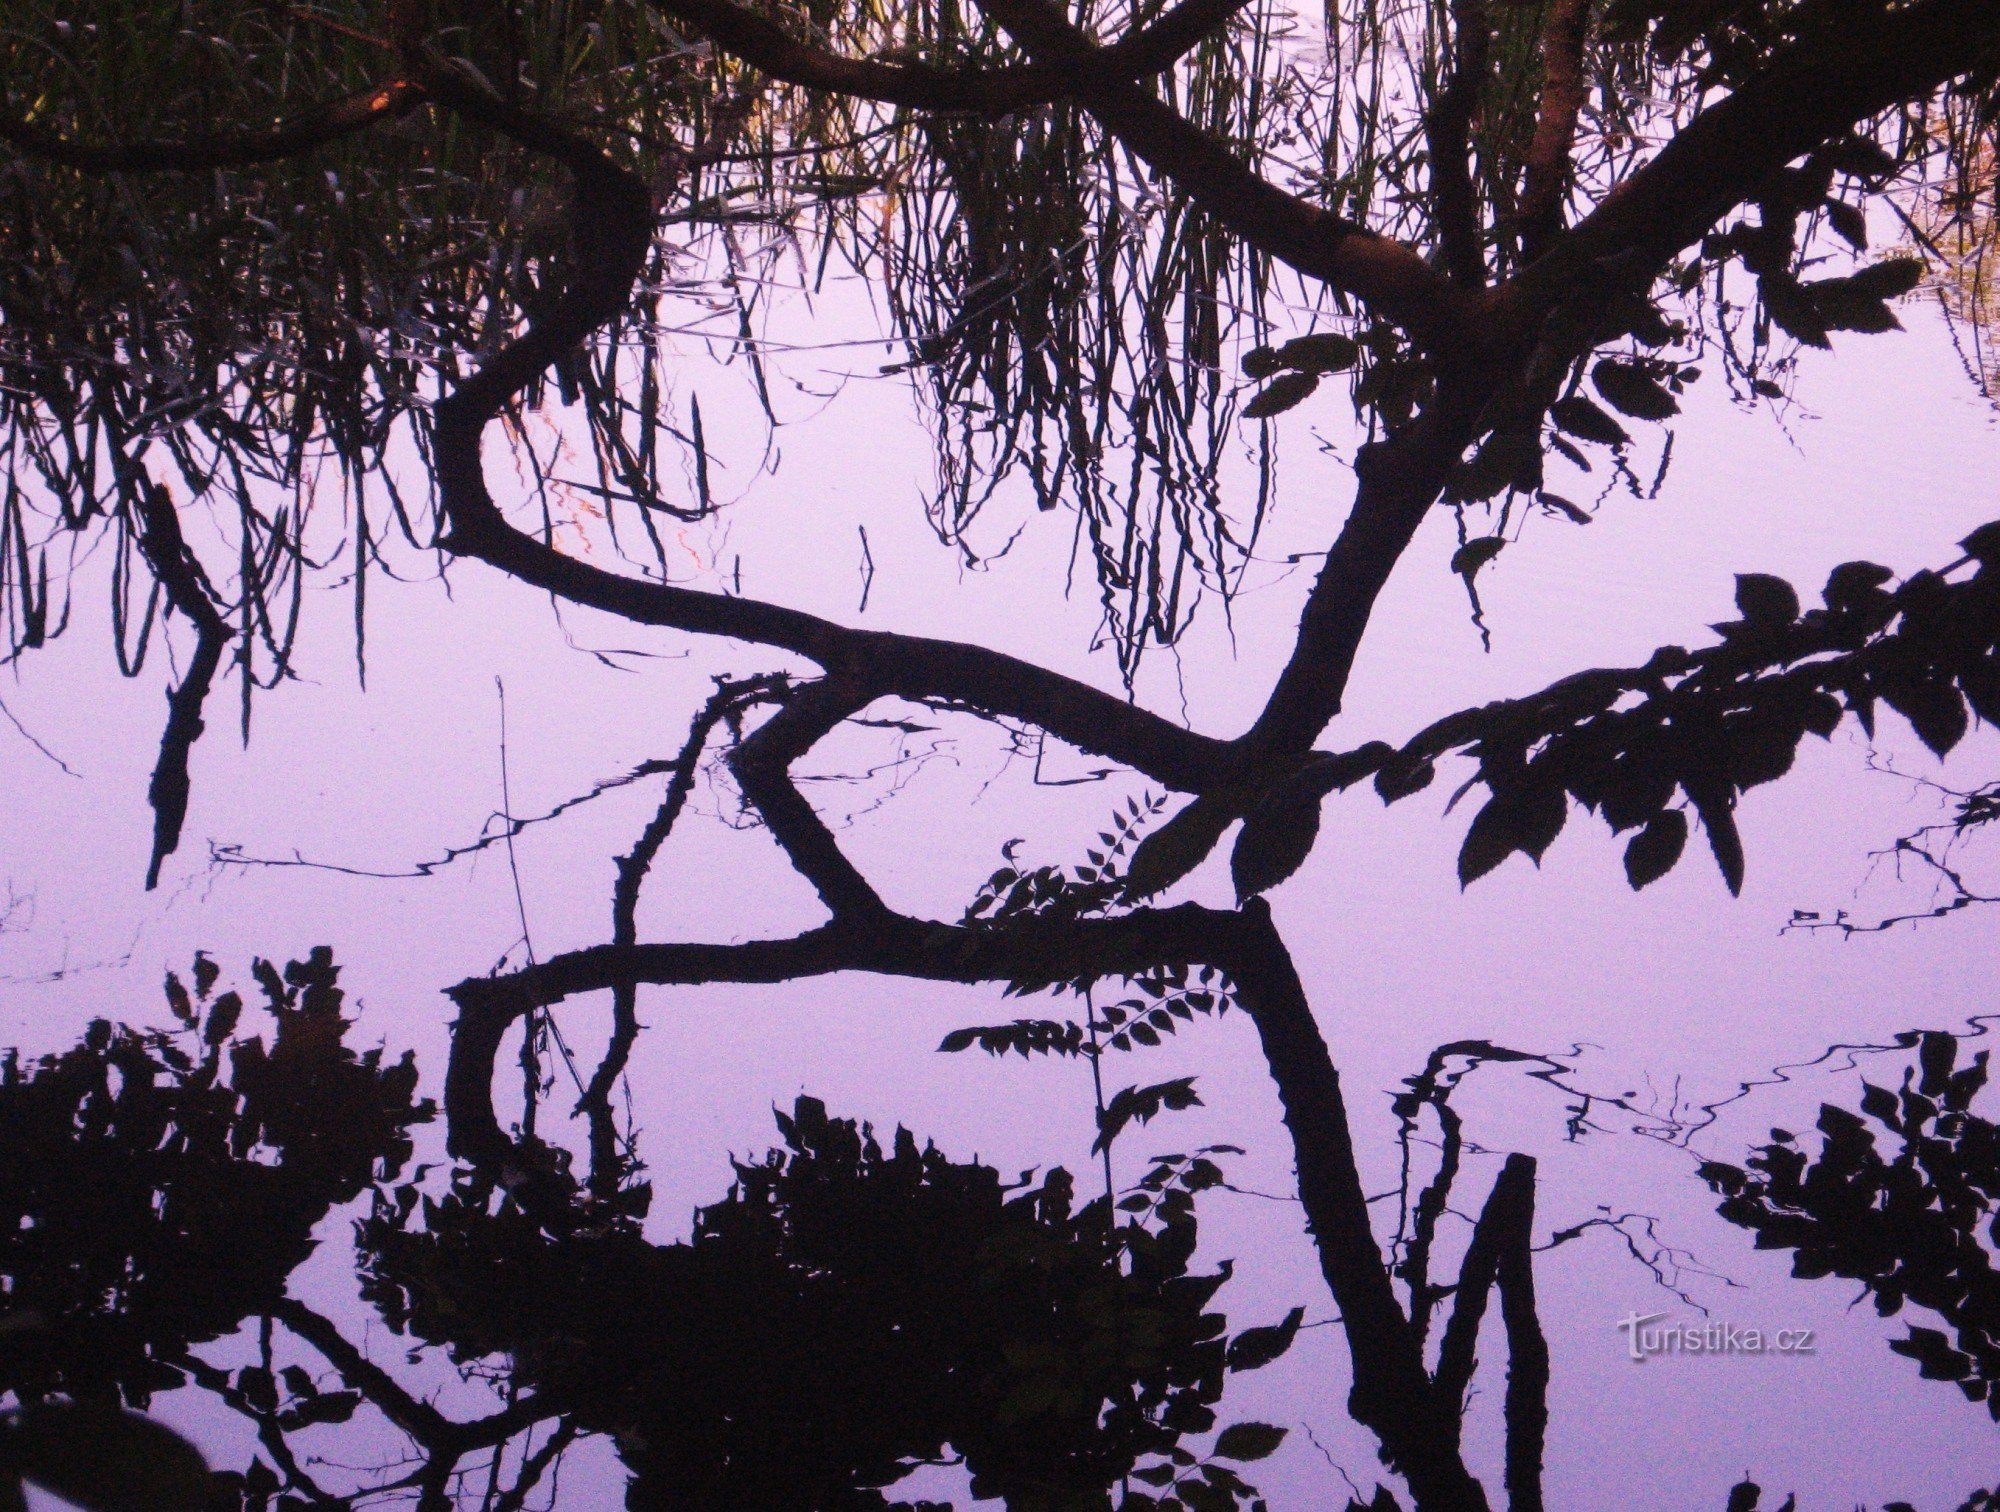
[2,285,1998,1509]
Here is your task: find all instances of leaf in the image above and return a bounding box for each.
[1374,758,1435,803]
[162,972,195,1027]
[1689,786,1745,896]
[279,1391,360,1429]
[1592,359,1680,420]
[1125,794,1235,900]
[937,1020,1088,1058]
[236,1365,277,1413]
[202,990,243,1047]
[1858,1082,1899,1125]
[1958,520,2000,567]
[3,1407,210,1512]
[1550,395,1629,447]
[1822,560,1894,610]
[1241,345,1283,378]
[1094,1078,1203,1154]
[1537,491,1592,524]
[1231,760,1356,901]
[1241,371,1319,420]
[1823,198,1868,250]
[1725,1482,1762,1512]
[1623,809,1688,890]
[1810,283,1898,334]
[1226,1308,1305,1371]
[1850,256,1925,300]
[1878,675,1967,756]
[1458,782,1567,886]
[1277,332,1360,373]
[1734,573,1799,626]
[1450,536,1506,580]
[1446,431,1541,503]
[1214,1423,1288,1461]
[1758,275,1831,348]
[1181,1482,1236,1512]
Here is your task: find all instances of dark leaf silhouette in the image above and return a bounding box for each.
[1623,808,1689,890]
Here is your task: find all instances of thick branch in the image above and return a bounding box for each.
[648,0,1256,112]
[0,81,423,171]
[1241,389,1487,758]
[1514,0,1589,263]
[1431,1163,1503,1427]
[1220,902,1489,1512]
[1426,0,1491,287]
[443,903,1226,1170]
[729,679,891,919]
[978,0,1485,350]
[1519,0,2000,302]
[1493,1157,1548,1512]
[419,76,1234,793]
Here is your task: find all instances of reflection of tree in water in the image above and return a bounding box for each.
[0,947,430,1411]
[1707,1029,2000,1424]
[10,957,2000,1509]
[0,953,1302,1511]
[359,1097,1287,1510]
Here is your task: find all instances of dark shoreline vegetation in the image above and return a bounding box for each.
[2,0,1999,1506]
[4,957,2000,1508]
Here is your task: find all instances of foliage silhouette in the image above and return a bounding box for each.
[5,0,2000,1508]
[359,1094,1292,1511]
[1706,1029,2000,1419]
[0,948,431,1410]
[0,970,1304,1509]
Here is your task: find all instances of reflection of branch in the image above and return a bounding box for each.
[270,1298,560,1510]
[132,481,234,891]
[418,72,1233,796]
[169,1348,339,1506]
[581,675,787,1191]
[1520,0,2000,293]
[1791,837,1999,935]
[979,0,1481,349]
[1493,1159,1548,1512]
[1515,0,1590,262]
[212,753,688,880]
[1432,1155,1542,1512]
[1425,0,1490,288]
[1788,776,2000,936]
[644,0,1258,112]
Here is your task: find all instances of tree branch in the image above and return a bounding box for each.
[977,0,1486,350]
[417,74,1235,793]
[1240,386,1488,759]
[646,0,1257,113]
[1426,0,1491,288]
[1218,900,1490,1511]
[1493,1156,1549,1512]
[1517,0,2000,302]
[271,1298,558,1457]
[727,678,891,919]
[1514,0,1589,263]
[580,676,785,1189]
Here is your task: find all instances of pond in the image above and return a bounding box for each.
[2,5,1999,1509]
